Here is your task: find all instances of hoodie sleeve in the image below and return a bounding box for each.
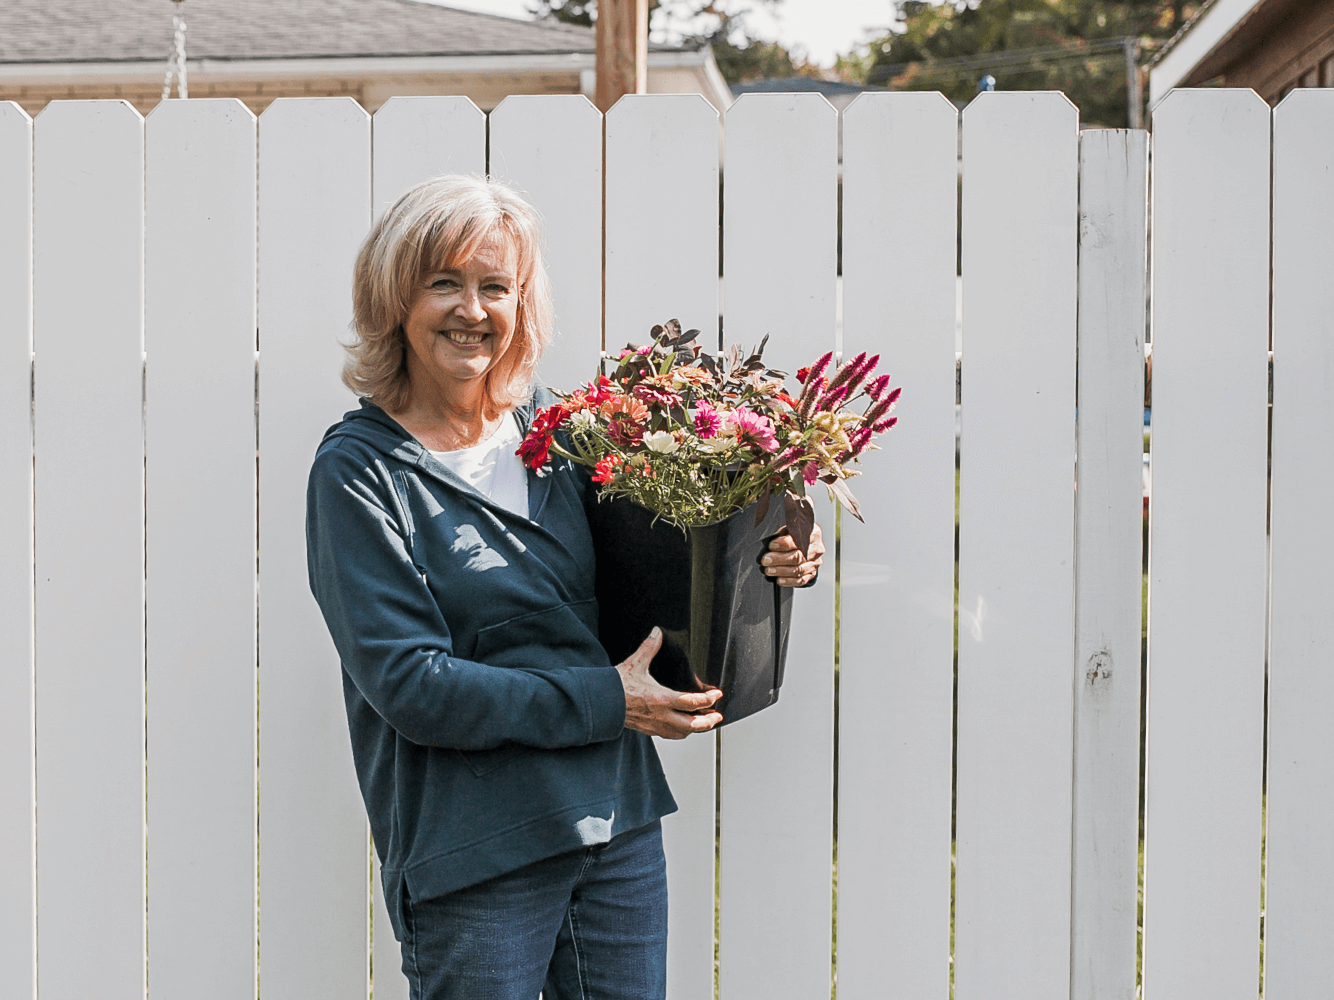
[306,444,627,751]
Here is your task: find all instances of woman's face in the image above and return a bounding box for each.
[402,230,520,400]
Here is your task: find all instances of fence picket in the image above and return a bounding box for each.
[604,92,722,1000]
[32,100,145,1000]
[258,97,371,1000]
[0,101,34,1000]
[489,95,605,391]
[1265,88,1334,997]
[371,96,485,216]
[955,91,1079,1000]
[144,99,258,1000]
[367,98,486,997]
[1071,128,1148,1000]
[837,91,957,1000]
[719,92,838,1000]
[1143,89,1270,1000]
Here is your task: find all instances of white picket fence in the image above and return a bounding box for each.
[1,87,1331,1000]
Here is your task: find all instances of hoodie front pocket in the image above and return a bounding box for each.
[455,742,532,777]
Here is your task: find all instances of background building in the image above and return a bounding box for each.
[1150,0,1334,105]
[0,0,733,117]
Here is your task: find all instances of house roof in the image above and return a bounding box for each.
[0,0,687,66]
[1144,0,1334,104]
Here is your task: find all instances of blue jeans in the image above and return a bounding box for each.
[398,820,668,1000]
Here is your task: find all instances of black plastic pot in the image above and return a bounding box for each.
[586,493,792,727]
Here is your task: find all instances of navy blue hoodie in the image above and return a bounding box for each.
[306,394,675,935]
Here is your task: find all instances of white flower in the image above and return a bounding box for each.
[643,429,681,454]
[568,409,597,434]
[699,434,736,454]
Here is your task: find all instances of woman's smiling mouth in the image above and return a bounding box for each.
[443,330,488,346]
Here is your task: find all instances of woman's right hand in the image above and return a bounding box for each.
[617,628,723,739]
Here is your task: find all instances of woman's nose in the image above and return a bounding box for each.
[454,288,486,322]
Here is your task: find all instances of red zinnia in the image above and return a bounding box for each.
[592,454,622,483]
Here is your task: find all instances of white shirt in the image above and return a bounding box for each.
[428,412,529,520]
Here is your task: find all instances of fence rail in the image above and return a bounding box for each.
[2,87,1332,1000]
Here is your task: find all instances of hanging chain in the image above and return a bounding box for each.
[161,1,189,101]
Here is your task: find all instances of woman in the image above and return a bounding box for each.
[306,174,823,1000]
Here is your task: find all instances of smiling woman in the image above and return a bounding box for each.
[305,174,821,1000]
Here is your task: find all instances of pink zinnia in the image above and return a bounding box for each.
[732,408,779,453]
[694,400,722,439]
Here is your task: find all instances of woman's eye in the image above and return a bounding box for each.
[431,278,459,290]
[485,283,510,295]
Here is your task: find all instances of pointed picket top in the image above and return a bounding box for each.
[372,96,485,214]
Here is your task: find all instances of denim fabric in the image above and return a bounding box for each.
[398,820,668,1000]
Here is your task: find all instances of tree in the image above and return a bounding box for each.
[853,0,1205,127]
[527,0,812,85]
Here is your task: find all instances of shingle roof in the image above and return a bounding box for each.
[1,0,684,65]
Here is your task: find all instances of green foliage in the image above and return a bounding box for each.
[852,0,1205,126]
[527,0,811,85]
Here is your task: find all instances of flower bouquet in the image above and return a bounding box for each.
[519,320,900,725]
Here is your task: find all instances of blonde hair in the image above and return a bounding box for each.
[345,175,554,414]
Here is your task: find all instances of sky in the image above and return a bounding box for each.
[433,0,902,69]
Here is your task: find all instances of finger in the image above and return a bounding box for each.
[673,688,722,712]
[767,534,799,553]
[624,627,663,670]
[687,710,723,733]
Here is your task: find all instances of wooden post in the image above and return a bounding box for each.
[595,0,647,113]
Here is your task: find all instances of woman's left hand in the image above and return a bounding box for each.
[762,522,824,588]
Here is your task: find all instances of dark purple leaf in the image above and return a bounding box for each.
[754,489,772,527]
[783,491,816,559]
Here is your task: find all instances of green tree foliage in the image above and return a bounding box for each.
[527,0,812,84]
[857,0,1204,126]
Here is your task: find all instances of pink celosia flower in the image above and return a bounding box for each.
[694,400,722,439]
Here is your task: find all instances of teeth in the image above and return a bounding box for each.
[444,331,486,345]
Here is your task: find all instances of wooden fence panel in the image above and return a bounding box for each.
[1143,89,1270,1000]
[370,96,485,216]
[955,91,1079,1000]
[33,100,145,1000]
[258,98,371,1000]
[489,95,604,391]
[836,91,957,1000]
[368,96,487,1000]
[1266,88,1334,997]
[719,92,838,1000]
[1071,128,1148,1000]
[144,99,258,1000]
[604,93,721,1000]
[0,100,34,1000]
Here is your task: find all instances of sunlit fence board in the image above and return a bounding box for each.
[836,91,957,1000]
[955,91,1079,1000]
[1071,128,1148,1000]
[258,98,370,1000]
[489,95,604,391]
[603,92,721,1000]
[367,94,486,1000]
[719,92,838,1000]
[32,100,146,1000]
[371,96,485,217]
[1266,88,1334,998]
[0,101,34,1000]
[1143,89,1270,1000]
[145,99,258,1000]
[605,94,719,354]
